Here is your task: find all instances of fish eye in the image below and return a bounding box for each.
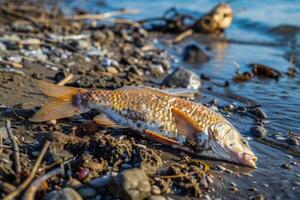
[241,139,247,146]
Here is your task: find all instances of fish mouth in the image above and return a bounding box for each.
[237,153,257,168]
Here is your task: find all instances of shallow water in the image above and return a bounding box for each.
[63,0,300,198]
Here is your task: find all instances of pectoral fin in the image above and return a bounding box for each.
[93,114,127,128]
[144,129,179,145]
[171,108,203,139]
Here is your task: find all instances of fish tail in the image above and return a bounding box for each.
[30,80,88,122]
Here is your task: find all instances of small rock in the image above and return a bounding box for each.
[110,168,151,200]
[0,42,7,51]
[202,194,212,200]
[229,187,238,192]
[0,127,9,139]
[275,135,286,141]
[206,175,214,184]
[88,175,112,188]
[122,163,134,169]
[67,178,82,188]
[200,176,208,188]
[286,138,299,146]
[249,194,265,200]
[151,185,161,195]
[230,181,237,187]
[215,165,226,171]
[150,64,165,75]
[251,108,267,119]
[148,195,166,200]
[106,66,119,75]
[183,44,209,65]
[54,71,67,83]
[45,187,82,200]
[163,67,201,89]
[250,126,267,138]
[78,187,98,199]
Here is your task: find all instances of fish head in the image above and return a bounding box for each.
[207,121,257,168]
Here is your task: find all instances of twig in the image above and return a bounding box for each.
[62,9,139,21]
[0,6,42,29]
[22,167,63,200]
[37,9,139,23]
[158,173,190,179]
[0,68,25,76]
[5,120,21,175]
[3,141,50,200]
[58,74,74,86]
[0,60,23,68]
[166,29,193,44]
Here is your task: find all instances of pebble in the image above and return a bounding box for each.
[206,175,214,184]
[275,135,286,141]
[150,64,165,75]
[88,175,112,188]
[106,66,119,75]
[163,67,201,89]
[249,194,265,200]
[151,185,161,195]
[67,178,82,188]
[148,195,166,200]
[286,138,299,146]
[202,194,212,200]
[121,163,133,169]
[250,125,267,138]
[0,127,9,139]
[54,71,67,82]
[251,107,267,119]
[199,176,208,188]
[0,42,7,51]
[248,187,257,192]
[45,187,82,200]
[182,44,209,65]
[111,168,151,200]
[78,187,98,199]
[230,181,237,187]
[229,187,238,192]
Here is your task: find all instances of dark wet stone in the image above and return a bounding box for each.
[54,71,67,83]
[110,168,151,200]
[163,67,201,89]
[182,44,209,65]
[250,125,267,138]
[286,138,299,146]
[45,188,82,200]
[249,63,281,80]
[269,25,300,37]
[78,187,98,199]
[251,107,267,119]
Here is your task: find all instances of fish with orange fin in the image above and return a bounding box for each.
[30,80,257,168]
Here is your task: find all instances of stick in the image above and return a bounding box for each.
[58,74,74,86]
[37,9,139,23]
[166,29,193,44]
[22,167,63,200]
[0,6,41,29]
[0,60,23,68]
[3,141,50,200]
[62,9,139,21]
[0,68,25,76]
[5,120,21,175]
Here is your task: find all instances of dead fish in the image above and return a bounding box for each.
[30,81,257,168]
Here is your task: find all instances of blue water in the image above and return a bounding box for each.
[62,0,300,142]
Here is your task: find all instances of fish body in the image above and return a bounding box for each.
[31,81,257,168]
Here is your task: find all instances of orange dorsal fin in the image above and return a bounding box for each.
[171,108,203,139]
[144,129,179,145]
[37,80,87,101]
